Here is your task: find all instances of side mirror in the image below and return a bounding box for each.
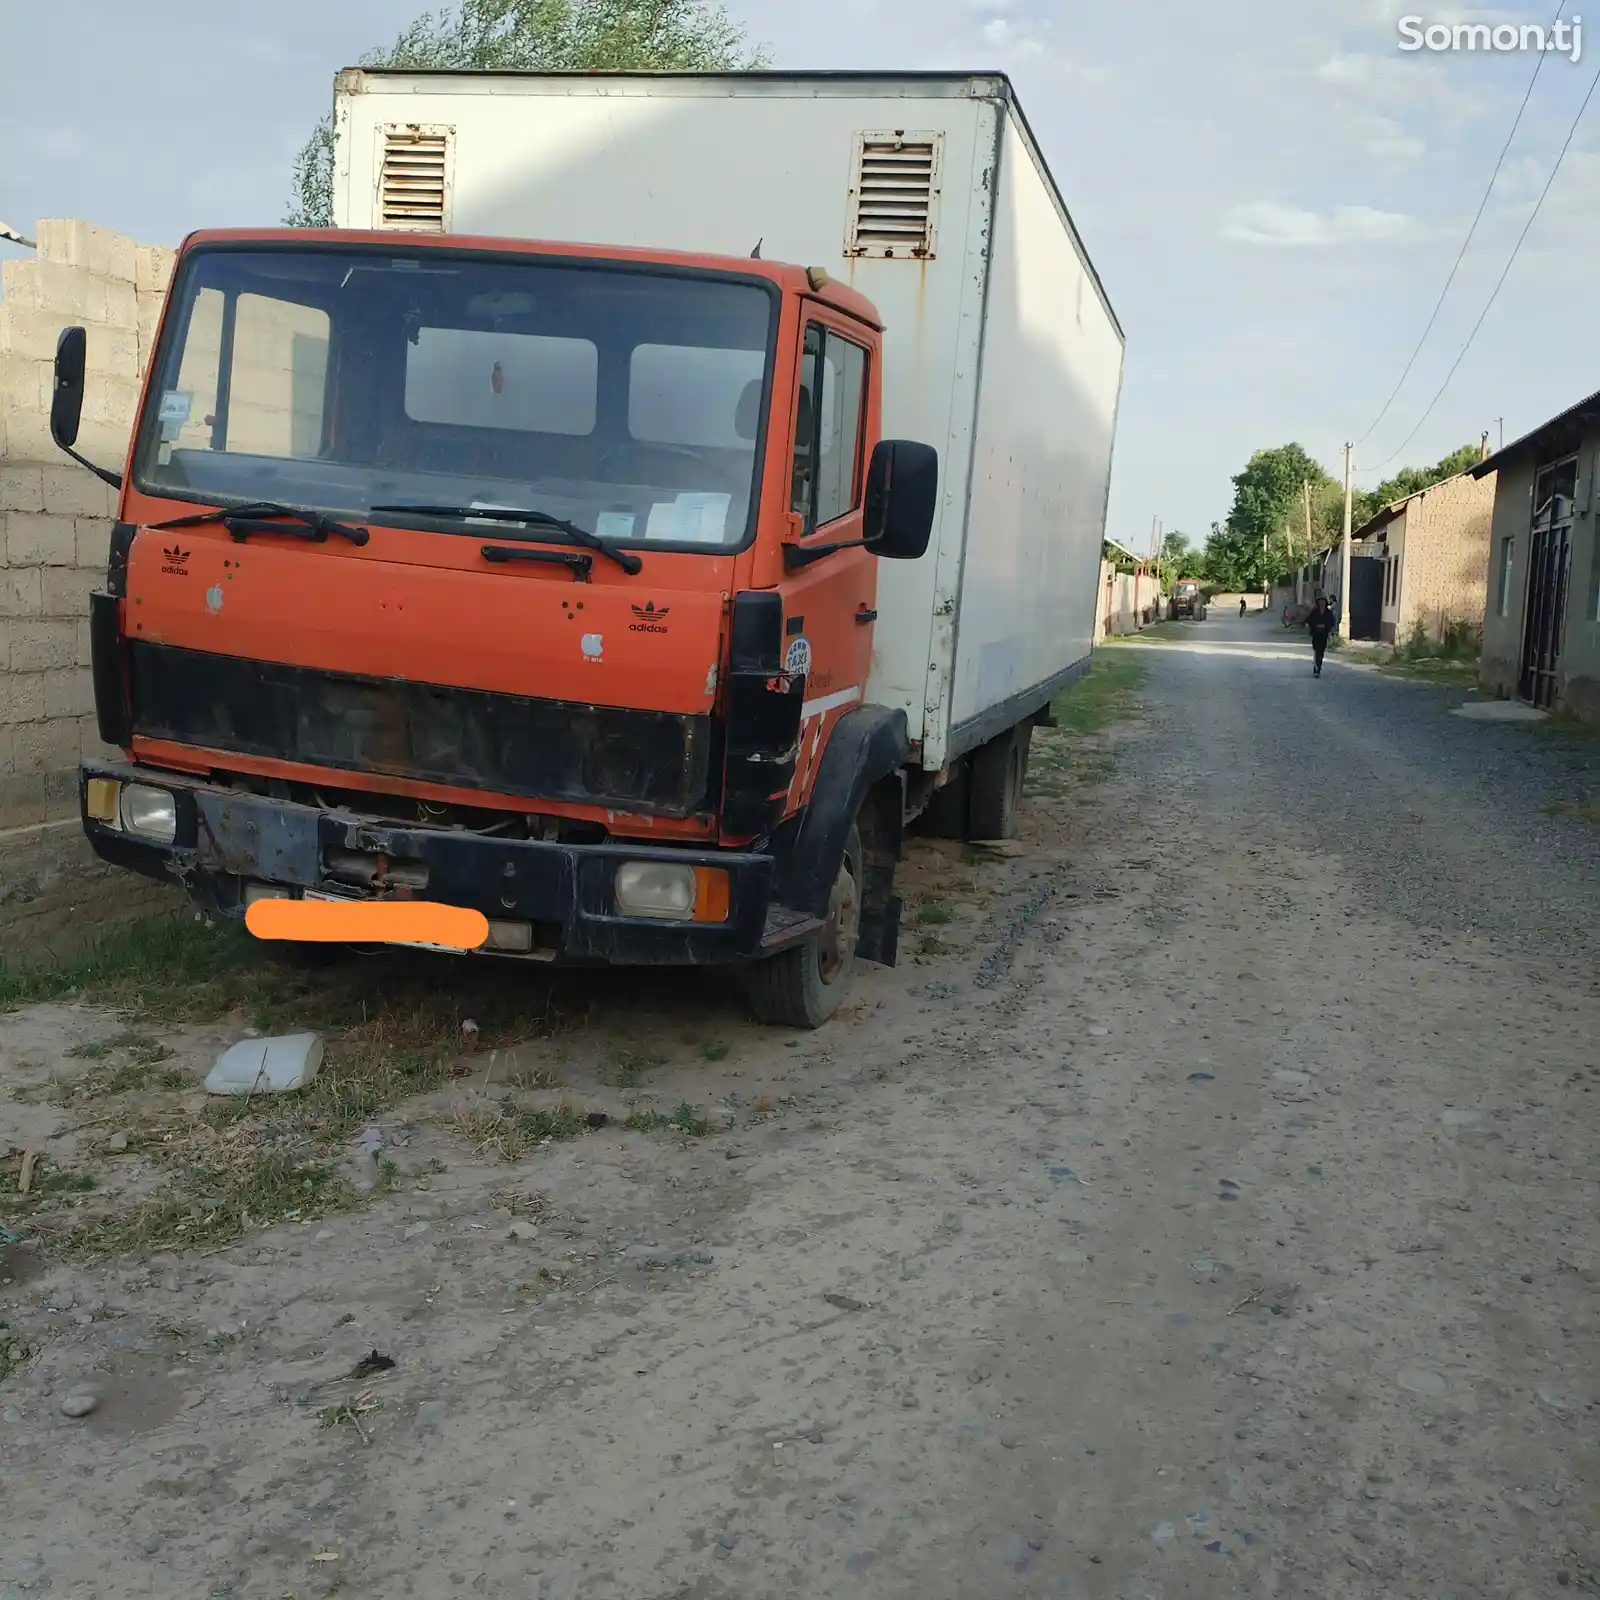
[863,439,937,561]
[51,326,87,450]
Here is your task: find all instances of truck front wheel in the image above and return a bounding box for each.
[748,825,862,1029]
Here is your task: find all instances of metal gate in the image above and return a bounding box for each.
[1519,456,1577,709]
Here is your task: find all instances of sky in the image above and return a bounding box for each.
[3,0,1598,550]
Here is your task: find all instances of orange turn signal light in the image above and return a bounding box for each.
[245,899,490,948]
[693,867,731,924]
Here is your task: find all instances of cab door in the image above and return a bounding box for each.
[779,314,878,807]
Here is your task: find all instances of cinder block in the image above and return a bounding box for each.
[79,713,115,762]
[0,771,49,830]
[11,716,83,776]
[75,616,93,669]
[4,511,77,566]
[41,467,115,519]
[135,245,176,295]
[68,417,134,473]
[84,323,141,380]
[0,465,46,514]
[41,565,100,619]
[0,725,13,777]
[104,277,139,329]
[84,374,142,432]
[75,517,111,569]
[4,672,46,724]
[44,667,93,720]
[0,303,72,364]
[25,262,110,325]
[37,218,139,282]
[0,618,11,670]
[0,259,40,308]
[0,351,51,415]
[43,765,81,809]
[8,617,77,669]
[0,401,56,466]
[0,568,43,620]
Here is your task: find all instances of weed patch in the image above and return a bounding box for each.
[624,1102,713,1137]
[1048,653,1147,737]
[0,1322,35,1385]
[2,916,581,1260]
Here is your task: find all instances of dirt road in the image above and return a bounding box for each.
[3,615,1597,1599]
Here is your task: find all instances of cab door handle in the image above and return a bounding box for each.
[855,606,878,624]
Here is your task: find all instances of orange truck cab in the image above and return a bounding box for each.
[52,230,938,1027]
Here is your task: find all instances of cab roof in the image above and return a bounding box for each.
[177,228,884,330]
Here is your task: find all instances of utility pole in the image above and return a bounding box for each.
[1340,443,1354,642]
[1496,417,1504,451]
[1302,479,1313,603]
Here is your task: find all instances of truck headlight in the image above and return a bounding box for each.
[614,862,696,920]
[119,784,177,844]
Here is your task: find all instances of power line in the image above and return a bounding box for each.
[1363,50,1600,475]
[1354,0,1566,447]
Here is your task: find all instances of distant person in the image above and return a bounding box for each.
[1305,595,1334,677]
[1239,596,1247,617]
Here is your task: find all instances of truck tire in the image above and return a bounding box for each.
[967,723,1031,841]
[747,824,862,1028]
[915,762,969,840]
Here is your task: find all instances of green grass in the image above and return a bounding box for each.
[1379,657,1481,685]
[1,913,582,1260]
[1047,653,1148,737]
[916,901,955,927]
[604,1047,668,1088]
[700,1042,732,1063]
[624,1102,713,1137]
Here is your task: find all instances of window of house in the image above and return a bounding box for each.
[1496,535,1515,617]
[791,324,868,532]
[404,329,598,435]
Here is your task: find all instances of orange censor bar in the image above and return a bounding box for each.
[245,899,490,949]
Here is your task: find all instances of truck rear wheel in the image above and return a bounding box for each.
[967,723,1031,841]
[747,824,862,1029]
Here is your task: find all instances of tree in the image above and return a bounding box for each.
[1203,444,1339,592]
[1352,443,1481,529]
[287,0,768,226]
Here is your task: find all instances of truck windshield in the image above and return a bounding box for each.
[131,245,777,552]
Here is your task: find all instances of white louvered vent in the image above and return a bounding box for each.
[377,125,454,232]
[845,131,943,260]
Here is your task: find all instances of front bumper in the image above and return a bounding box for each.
[80,761,777,966]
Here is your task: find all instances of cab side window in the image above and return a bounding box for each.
[791,324,868,533]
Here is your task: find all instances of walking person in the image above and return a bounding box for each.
[1239,595,1247,618]
[1305,594,1334,677]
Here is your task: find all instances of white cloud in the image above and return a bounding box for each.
[972,13,1110,81]
[1314,49,1486,120]
[1352,111,1429,163]
[1220,200,1416,246]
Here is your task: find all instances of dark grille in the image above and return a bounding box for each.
[128,643,711,817]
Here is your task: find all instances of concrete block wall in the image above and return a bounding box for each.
[0,219,175,829]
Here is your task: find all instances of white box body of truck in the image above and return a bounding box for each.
[334,70,1124,772]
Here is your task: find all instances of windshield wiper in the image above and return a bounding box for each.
[369,502,643,575]
[149,500,369,545]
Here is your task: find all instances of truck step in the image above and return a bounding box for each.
[760,906,825,954]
